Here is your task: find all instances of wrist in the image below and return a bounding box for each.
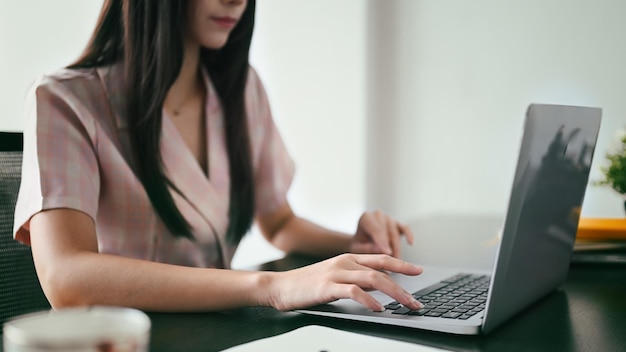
[250,271,279,308]
[338,233,353,254]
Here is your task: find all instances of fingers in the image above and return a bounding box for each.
[362,212,393,255]
[398,222,415,245]
[333,268,423,311]
[355,211,415,258]
[351,242,380,255]
[350,253,423,276]
[333,284,384,311]
[387,217,401,258]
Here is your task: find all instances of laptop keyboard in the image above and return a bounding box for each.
[383,273,490,320]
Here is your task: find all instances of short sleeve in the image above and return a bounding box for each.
[13,73,100,244]
[247,68,295,215]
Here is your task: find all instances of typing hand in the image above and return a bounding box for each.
[266,254,424,312]
[350,211,414,258]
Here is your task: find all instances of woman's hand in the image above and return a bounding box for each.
[350,211,414,258]
[265,253,423,312]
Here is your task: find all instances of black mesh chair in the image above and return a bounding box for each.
[0,131,50,327]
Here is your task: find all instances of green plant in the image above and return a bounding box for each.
[595,131,626,195]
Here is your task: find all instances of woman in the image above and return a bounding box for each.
[13,0,423,313]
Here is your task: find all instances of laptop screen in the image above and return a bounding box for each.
[483,104,602,333]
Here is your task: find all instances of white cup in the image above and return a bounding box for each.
[3,306,151,352]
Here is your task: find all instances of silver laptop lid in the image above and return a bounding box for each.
[482,104,602,333]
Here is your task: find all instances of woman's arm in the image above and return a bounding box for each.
[257,203,414,259]
[256,203,352,258]
[30,209,269,311]
[30,208,423,312]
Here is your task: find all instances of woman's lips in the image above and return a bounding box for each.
[211,16,237,29]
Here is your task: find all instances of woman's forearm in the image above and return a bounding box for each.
[258,204,413,259]
[29,208,275,311]
[42,250,275,311]
[256,203,353,257]
[268,216,353,258]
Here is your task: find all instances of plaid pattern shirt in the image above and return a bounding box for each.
[14,63,294,268]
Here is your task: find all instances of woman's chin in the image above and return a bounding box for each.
[200,36,229,50]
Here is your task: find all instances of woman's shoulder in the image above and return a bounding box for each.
[30,65,117,99]
[34,66,99,90]
[25,64,121,131]
[28,69,94,108]
[45,66,98,81]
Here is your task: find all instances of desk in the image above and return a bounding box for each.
[2,217,625,352]
[148,256,626,352]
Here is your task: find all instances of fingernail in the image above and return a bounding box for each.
[408,295,423,309]
[407,293,424,309]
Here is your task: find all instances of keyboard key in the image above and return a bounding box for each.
[424,311,443,317]
[384,302,401,310]
[442,312,462,319]
[408,308,431,316]
[440,304,457,310]
[431,308,450,314]
[411,282,449,297]
[391,307,412,315]
[452,307,470,313]
[441,274,471,283]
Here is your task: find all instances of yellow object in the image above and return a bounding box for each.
[577,218,626,240]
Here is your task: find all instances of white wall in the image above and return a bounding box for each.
[366,0,626,224]
[0,1,103,131]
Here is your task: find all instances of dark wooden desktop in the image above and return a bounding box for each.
[147,216,626,352]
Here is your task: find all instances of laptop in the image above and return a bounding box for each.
[297,103,602,335]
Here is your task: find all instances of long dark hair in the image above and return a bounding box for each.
[69,0,256,245]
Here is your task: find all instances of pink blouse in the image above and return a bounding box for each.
[13,63,294,269]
